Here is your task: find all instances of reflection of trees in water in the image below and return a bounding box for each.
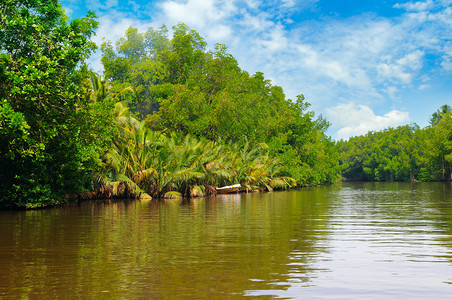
[4,183,451,297]
[0,189,335,298]
[5,183,452,298]
[335,182,452,266]
[12,182,452,298]
[422,182,452,264]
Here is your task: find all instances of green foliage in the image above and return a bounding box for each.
[102,24,341,186]
[0,100,31,160]
[426,112,452,180]
[97,105,296,199]
[0,1,114,208]
[429,104,452,126]
[338,125,423,182]
[339,109,452,182]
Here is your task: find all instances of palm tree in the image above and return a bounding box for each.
[97,116,156,198]
[96,100,296,199]
[87,71,111,103]
[227,140,296,191]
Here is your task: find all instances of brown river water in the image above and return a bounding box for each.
[1,182,452,299]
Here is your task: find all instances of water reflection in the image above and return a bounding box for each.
[0,183,452,298]
[247,182,452,299]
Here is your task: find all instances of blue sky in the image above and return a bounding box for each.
[61,0,452,140]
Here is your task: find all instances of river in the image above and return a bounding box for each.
[1,182,451,299]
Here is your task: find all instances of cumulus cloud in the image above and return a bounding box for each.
[377,63,413,84]
[326,103,410,140]
[158,0,236,41]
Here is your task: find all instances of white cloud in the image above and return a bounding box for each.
[281,0,319,10]
[237,10,274,36]
[397,50,424,69]
[158,0,236,41]
[128,0,140,12]
[87,0,448,106]
[258,25,289,52]
[244,0,259,9]
[385,86,398,98]
[326,103,410,140]
[394,0,434,11]
[377,63,413,84]
[441,58,452,71]
[63,6,74,16]
[441,43,452,71]
[237,12,426,104]
[92,13,153,45]
[281,0,296,8]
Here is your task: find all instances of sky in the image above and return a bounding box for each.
[61,0,452,140]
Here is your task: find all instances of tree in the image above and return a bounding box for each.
[0,0,110,207]
[160,23,207,85]
[430,104,452,126]
[429,112,452,180]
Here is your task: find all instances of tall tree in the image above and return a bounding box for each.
[0,0,110,207]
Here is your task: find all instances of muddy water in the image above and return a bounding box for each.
[1,182,451,299]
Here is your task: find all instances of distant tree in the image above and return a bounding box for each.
[339,105,452,182]
[338,125,423,182]
[429,112,452,180]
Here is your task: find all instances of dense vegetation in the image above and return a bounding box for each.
[0,1,340,208]
[0,1,117,208]
[95,101,296,200]
[100,24,341,188]
[1,1,450,208]
[338,105,452,182]
[91,24,341,200]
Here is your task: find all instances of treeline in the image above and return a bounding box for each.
[338,106,452,182]
[5,1,447,209]
[0,1,340,208]
[91,23,341,199]
[100,24,340,187]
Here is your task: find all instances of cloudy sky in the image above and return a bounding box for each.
[61,0,452,140]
